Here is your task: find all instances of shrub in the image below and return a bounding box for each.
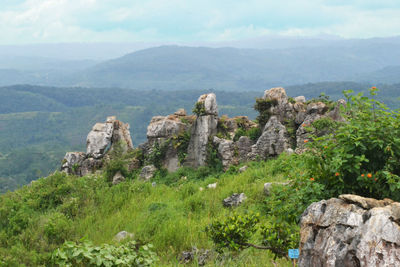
[254,98,277,128]
[52,240,158,267]
[104,157,128,183]
[44,212,72,244]
[206,212,260,252]
[192,101,206,116]
[306,88,400,200]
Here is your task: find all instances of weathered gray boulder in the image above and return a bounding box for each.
[139,165,157,181]
[237,136,253,162]
[146,115,187,140]
[299,194,400,267]
[213,136,236,169]
[328,99,346,122]
[61,152,86,175]
[86,120,114,159]
[112,171,125,185]
[306,101,327,115]
[239,165,248,173]
[114,231,134,242]
[223,193,246,207]
[253,116,290,158]
[186,93,218,168]
[295,113,322,149]
[79,157,103,176]
[294,96,306,103]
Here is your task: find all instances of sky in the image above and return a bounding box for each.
[1,0,400,45]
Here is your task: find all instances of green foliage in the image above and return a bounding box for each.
[52,240,157,267]
[146,141,170,169]
[206,139,223,171]
[192,101,206,116]
[254,98,277,128]
[171,131,191,164]
[206,212,260,252]
[104,158,128,183]
[306,88,400,200]
[311,117,341,137]
[260,221,299,258]
[44,212,72,244]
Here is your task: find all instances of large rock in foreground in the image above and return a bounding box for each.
[299,194,400,267]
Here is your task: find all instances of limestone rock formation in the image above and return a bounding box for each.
[263,87,295,122]
[237,136,254,162]
[86,120,114,159]
[114,231,134,242]
[223,193,246,207]
[61,152,86,175]
[253,116,290,159]
[112,171,125,185]
[299,194,400,267]
[145,109,192,172]
[110,118,134,153]
[140,165,157,181]
[61,116,133,177]
[186,93,218,168]
[213,136,236,169]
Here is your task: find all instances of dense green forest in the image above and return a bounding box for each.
[1,82,399,193]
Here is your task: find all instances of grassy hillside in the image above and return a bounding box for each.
[0,154,301,266]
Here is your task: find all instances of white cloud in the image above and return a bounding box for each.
[0,0,399,44]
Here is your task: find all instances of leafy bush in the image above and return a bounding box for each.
[52,240,157,267]
[192,101,206,116]
[306,88,400,200]
[254,98,277,128]
[44,212,72,244]
[104,157,129,183]
[171,131,191,164]
[260,221,299,258]
[206,212,260,252]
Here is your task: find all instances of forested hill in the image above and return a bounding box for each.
[2,40,400,89]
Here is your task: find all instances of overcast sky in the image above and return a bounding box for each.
[1,0,400,45]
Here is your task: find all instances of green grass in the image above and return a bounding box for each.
[0,153,303,266]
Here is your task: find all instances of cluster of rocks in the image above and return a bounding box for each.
[299,194,400,267]
[61,87,346,179]
[61,116,133,177]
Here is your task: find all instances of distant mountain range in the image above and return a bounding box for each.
[1,37,400,89]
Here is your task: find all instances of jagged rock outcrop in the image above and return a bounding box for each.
[61,116,133,176]
[61,152,86,175]
[186,93,218,168]
[60,88,348,178]
[299,194,400,267]
[252,116,290,159]
[213,136,237,169]
[145,110,192,171]
[223,193,246,207]
[263,87,295,122]
[86,117,114,159]
[140,165,157,181]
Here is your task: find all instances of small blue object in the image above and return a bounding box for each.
[288,249,299,259]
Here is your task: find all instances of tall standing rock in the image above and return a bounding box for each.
[110,118,134,153]
[186,93,218,168]
[86,118,114,159]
